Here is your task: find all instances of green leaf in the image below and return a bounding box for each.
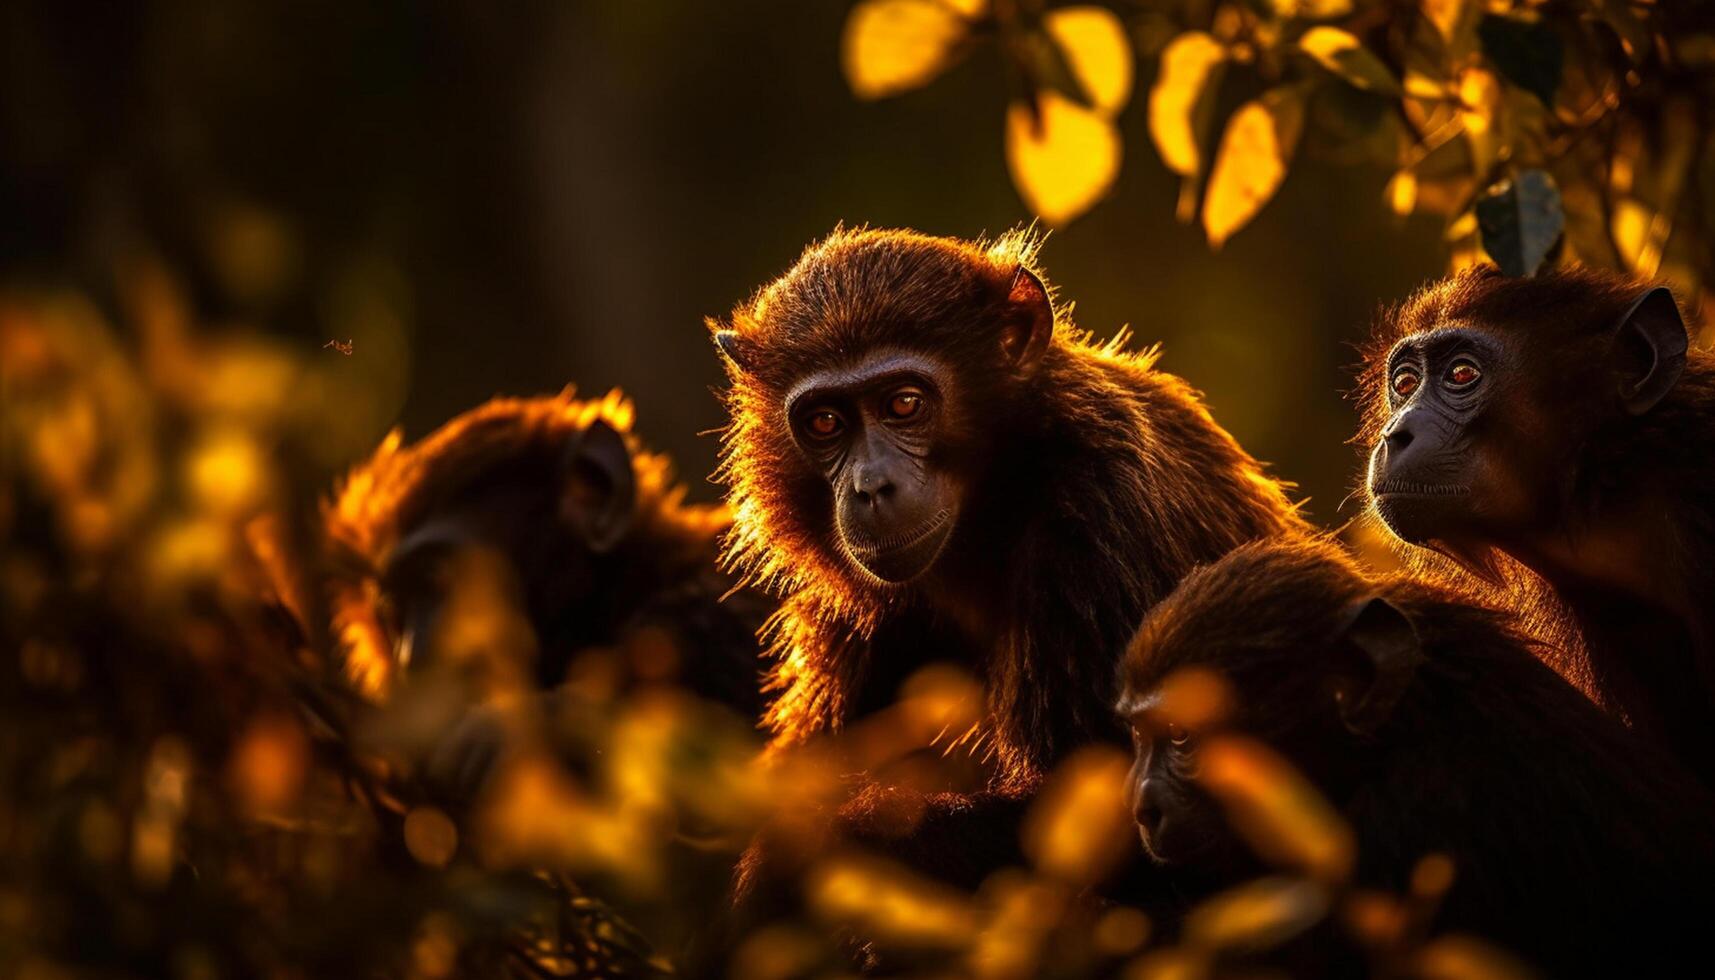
[1478,15,1563,108]
[1476,170,1564,277]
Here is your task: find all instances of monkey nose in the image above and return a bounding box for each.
[1381,409,1417,450]
[1133,784,1162,835]
[852,477,896,506]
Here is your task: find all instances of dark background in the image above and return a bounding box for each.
[0,0,1449,521]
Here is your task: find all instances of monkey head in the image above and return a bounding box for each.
[1362,266,1688,555]
[324,391,719,698]
[710,228,1054,590]
[1115,540,1422,871]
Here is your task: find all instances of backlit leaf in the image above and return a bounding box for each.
[1006,93,1123,226]
[1300,27,1402,95]
[1182,876,1329,952]
[1196,734,1355,880]
[841,0,972,100]
[1415,934,1538,980]
[1202,85,1308,248]
[1268,0,1353,17]
[1021,746,1134,883]
[1044,7,1134,115]
[1423,0,1479,53]
[806,853,980,949]
[1149,32,1228,176]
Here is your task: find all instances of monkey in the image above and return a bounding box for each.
[322,389,772,795]
[1356,265,1715,781]
[1116,536,1715,976]
[709,227,1310,890]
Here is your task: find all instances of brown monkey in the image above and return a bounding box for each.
[1358,266,1715,780]
[710,228,1309,885]
[323,389,770,791]
[1118,537,1715,976]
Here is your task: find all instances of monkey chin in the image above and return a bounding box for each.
[842,508,956,585]
[1369,480,1473,546]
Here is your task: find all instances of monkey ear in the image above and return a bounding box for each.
[713,329,751,374]
[561,419,637,554]
[1332,597,1423,736]
[1000,266,1053,372]
[1614,287,1688,416]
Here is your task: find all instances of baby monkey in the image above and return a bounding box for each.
[1116,538,1715,976]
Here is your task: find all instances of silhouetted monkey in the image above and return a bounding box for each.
[1118,537,1715,976]
[323,390,770,792]
[1357,266,1715,780]
[710,228,1308,888]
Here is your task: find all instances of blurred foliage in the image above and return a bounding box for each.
[5,263,1541,977]
[1,2,1701,976]
[841,0,1715,297]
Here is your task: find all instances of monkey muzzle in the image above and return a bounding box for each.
[840,507,956,584]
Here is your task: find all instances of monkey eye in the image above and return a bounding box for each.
[1165,722,1192,747]
[805,409,844,439]
[885,389,925,420]
[1444,360,1481,389]
[1390,368,1420,399]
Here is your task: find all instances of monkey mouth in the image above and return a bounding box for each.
[843,508,955,584]
[1370,481,1472,546]
[1370,480,1471,498]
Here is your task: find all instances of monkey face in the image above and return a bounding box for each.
[1367,328,1539,546]
[1122,704,1231,868]
[787,349,963,584]
[1117,544,1426,877]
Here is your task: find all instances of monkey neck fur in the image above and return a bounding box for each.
[878,341,1312,778]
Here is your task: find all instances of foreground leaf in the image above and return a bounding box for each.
[1183,876,1330,953]
[1195,734,1355,880]
[1475,169,1563,276]
[1149,32,1228,176]
[1006,93,1122,226]
[1202,85,1308,249]
[841,0,972,100]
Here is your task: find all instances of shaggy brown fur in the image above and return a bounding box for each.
[712,227,1311,794]
[1120,537,1715,976]
[323,388,764,711]
[1356,265,1715,778]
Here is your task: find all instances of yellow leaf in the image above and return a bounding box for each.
[1300,27,1401,95]
[1415,935,1538,980]
[1268,0,1354,16]
[1386,170,1418,216]
[1612,198,1652,271]
[841,0,972,100]
[806,854,980,948]
[1006,93,1123,226]
[1149,32,1228,176]
[1195,735,1355,881]
[1021,746,1134,883]
[1421,0,1478,55]
[1458,66,1503,175]
[1183,876,1330,952]
[1044,6,1134,115]
[1423,0,1466,42]
[1202,86,1307,249]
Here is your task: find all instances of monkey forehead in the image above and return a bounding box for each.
[1386,324,1489,360]
[783,348,948,407]
[1113,689,1163,720]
